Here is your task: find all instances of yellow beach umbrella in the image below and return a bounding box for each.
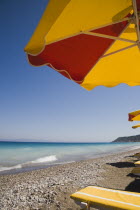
[24,0,140,90]
[132,124,140,128]
[128,110,140,121]
[128,110,140,129]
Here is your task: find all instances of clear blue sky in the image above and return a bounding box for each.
[0,0,140,142]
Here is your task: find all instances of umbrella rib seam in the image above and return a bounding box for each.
[81,20,132,82]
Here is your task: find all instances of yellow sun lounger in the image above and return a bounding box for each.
[131,167,140,176]
[70,186,140,210]
[134,153,140,159]
[134,161,140,167]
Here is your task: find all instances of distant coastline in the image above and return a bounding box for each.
[1,134,140,143]
[112,134,140,143]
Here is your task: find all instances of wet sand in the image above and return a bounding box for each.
[0,148,140,210]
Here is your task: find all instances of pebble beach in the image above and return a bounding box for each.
[0,148,140,210]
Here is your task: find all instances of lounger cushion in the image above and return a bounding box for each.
[134,153,140,158]
[134,161,140,166]
[70,186,140,210]
[131,167,140,176]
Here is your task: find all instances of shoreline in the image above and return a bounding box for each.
[0,144,139,176]
[0,148,140,209]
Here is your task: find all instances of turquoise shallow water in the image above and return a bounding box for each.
[0,141,140,174]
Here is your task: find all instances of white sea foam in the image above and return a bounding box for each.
[50,160,75,165]
[0,155,57,172]
[126,145,140,151]
[30,155,57,164]
[0,164,22,172]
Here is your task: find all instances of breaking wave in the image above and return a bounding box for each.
[0,164,22,172]
[29,155,57,164]
[0,155,57,172]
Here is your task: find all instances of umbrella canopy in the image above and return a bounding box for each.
[132,124,140,128]
[128,110,140,121]
[24,0,140,90]
[128,110,140,129]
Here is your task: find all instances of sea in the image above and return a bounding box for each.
[0,141,140,175]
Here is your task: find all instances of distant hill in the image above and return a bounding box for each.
[113,135,140,143]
